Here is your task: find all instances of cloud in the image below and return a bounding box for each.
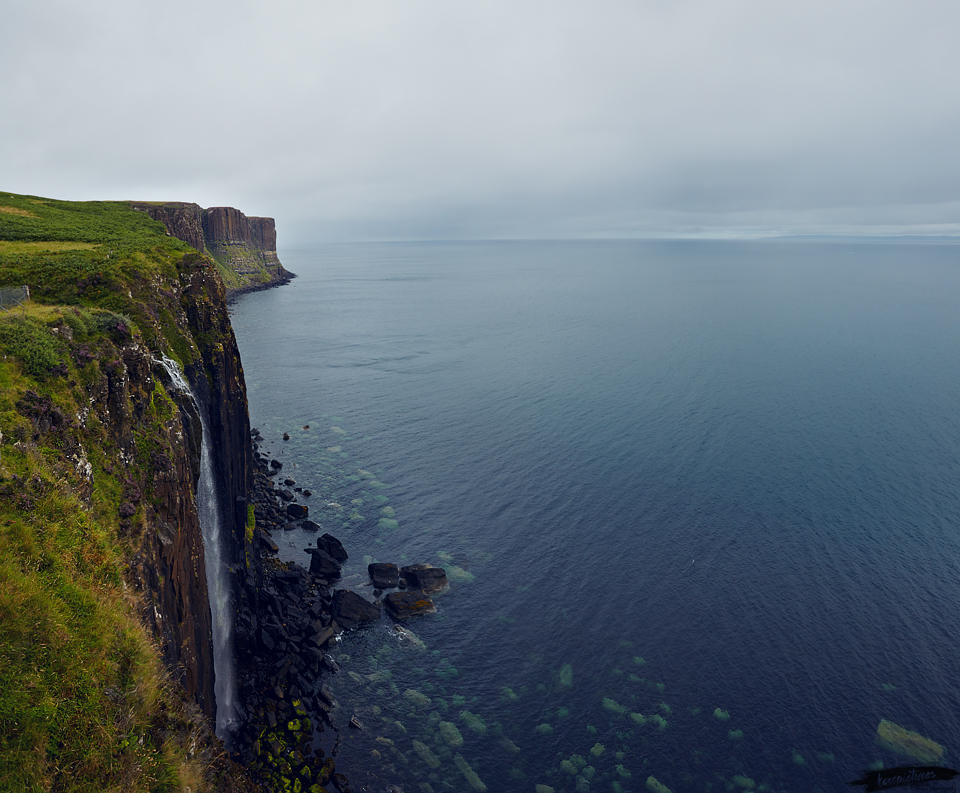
[2,0,959,240]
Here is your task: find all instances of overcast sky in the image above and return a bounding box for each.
[3,0,959,242]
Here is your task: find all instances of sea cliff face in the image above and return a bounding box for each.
[121,250,256,717]
[130,201,294,296]
[0,193,259,790]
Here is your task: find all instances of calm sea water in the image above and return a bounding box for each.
[230,240,960,793]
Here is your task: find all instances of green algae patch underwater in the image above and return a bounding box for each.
[876,718,945,763]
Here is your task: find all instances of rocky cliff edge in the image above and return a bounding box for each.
[130,201,295,297]
[0,193,258,790]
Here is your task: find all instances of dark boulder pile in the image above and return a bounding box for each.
[369,561,448,619]
[235,430,451,791]
[233,437,384,792]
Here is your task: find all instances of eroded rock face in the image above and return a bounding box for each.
[129,201,206,252]
[130,202,294,296]
[99,250,255,721]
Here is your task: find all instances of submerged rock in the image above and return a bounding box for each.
[876,718,944,763]
[403,688,432,708]
[647,776,672,793]
[602,697,626,715]
[460,710,487,735]
[454,753,487,792]
[438,720,463,747]
[392,624,427,651]
[412,739,441,768]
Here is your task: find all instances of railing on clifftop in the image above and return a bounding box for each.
[0,285,29,313]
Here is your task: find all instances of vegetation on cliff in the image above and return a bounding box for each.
[0,192,254,791]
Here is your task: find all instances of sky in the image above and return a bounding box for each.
[3,0,959,242]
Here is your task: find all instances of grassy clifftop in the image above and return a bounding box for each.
[0,193,253,792]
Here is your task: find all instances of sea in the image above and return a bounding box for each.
[229,239,960,793]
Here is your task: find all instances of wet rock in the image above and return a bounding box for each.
[256,529,279,553]
[384,590,437,620]
[283,432,290,440]
[317,533,348,563]
[306,548,343,580]
[287,503,308,519]
[270,459,283,470]
[278,489,295,502]
[301,519,321,531]
[401,565,448,594]
[331,589,381,630]
[307,625,336,649]
[322,654,340,673]
[368,562,400,589]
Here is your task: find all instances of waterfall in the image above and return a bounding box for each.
[157,356,238,740]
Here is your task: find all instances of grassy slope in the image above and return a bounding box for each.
[0,193,248,791]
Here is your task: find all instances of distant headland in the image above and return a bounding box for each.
[130,201,295,297]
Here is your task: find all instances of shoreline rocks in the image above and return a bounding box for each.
[235,434,451,791]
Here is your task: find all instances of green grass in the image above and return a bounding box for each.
[0,430,193,790]
[0,192,250,791]
[0,241,101,255]
[0,193,175,247]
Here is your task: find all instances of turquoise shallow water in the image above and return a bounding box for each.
[230,240,960,792]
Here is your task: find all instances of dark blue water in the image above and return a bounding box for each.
[230,240,960,793]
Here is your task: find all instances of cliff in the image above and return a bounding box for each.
[0,193,259,791]
[130,201,294,296]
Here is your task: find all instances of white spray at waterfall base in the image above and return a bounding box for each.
[157,356,238,739]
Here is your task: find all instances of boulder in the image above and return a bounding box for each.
[331,589,381,631]
[305,549,342,580]
[317,533,348,563]
[287,503,308,519]
[401,565,448,594]
[256,529,279,553]
[368,562,400,589]
[279,489,295,502]
[307,625,335,649]
[301,519,321,532]
[384,590,437,620]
